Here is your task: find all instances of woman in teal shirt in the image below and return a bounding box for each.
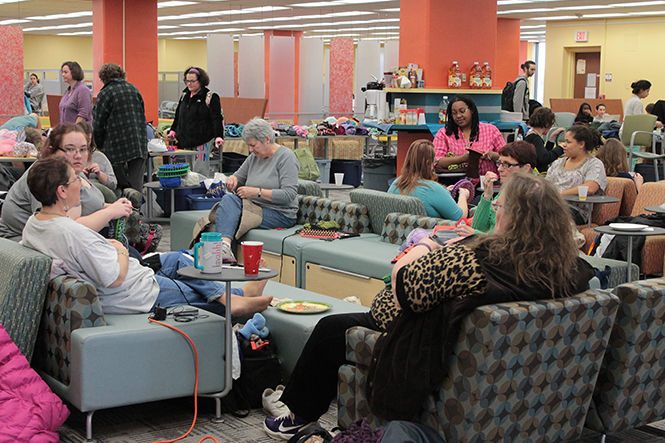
[458,140,537,236]
[388,139,469,221]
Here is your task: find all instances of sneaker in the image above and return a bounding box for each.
[264,412,310,440]
[221,241,236,263]
[262,385,289,417]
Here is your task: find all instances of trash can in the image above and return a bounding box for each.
[362,156,397,192]
[330,160,362,187]
[222,152,247,174]
[315,159,331,184]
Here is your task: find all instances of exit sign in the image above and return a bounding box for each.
[576,31,588,42]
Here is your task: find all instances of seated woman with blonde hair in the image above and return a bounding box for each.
[388,139,470,221]
[595,138,643,191]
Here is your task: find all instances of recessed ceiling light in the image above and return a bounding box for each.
[159,6,289,21]
[0,19,29,25]
[529,15,577,20]
[158,1,198,7]
[520,24,546,28]
[380,8,400,12]
[291,0,391,6]
[23,22,92,31]
[158,25,180,29]
[57,31,93,36]
[27,11,92,20]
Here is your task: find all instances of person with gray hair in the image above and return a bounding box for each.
[214,117,300,261]
[93,62,148,191]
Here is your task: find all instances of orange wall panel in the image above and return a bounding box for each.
[399,0,497,88]
[495,18,521,88]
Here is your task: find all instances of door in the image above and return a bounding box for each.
[574,52,600,99]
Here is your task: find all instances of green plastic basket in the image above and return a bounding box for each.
[157,163,190,178]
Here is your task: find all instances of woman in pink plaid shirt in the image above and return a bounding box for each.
[433,95,504,184]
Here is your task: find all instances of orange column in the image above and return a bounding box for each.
[92,0,158,123]
[495,18,521,89]
[399,0,497,88]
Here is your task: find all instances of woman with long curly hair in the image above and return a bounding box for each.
[262,172,594,440]
[388,139,470,220]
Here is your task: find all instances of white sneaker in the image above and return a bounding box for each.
[263,385,289,417]
[221,241,236,263]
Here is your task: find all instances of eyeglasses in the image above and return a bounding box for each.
[496,160,522,169]
[184,79,198,84]
[58,145,90,155]
[64,176,82,187]
[451,107,469,116]
[491,200,504,211]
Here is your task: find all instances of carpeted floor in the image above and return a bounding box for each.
[59,397,338,442]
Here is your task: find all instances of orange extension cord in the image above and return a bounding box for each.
[149,318,219,443]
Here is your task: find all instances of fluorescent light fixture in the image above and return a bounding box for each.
[158,1,198,7]
[158,25,180,29]
[173,36,206,39]
[499,8,555,14]
[520,30,545,34]
[310,25,398,32]
[0,0,28,4]
[0,19,29,25]
[291,0,392,6]
[27,11,92,20]
[520,24,546,28]
[247,17,395,30]
[529,15,577,20]
[498,0,559,4]
[179,10,378,27]
[57,31,93,36]
[609,1,665,6]
[380,8,400,12]
[159,5,289,21]
[23,22,92,31]
[159,27,244,36]
[241,33,263,36]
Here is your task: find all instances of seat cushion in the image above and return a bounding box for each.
[170,210,209,250]
[301,235,397,281]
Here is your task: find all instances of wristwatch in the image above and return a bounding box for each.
[258,188,262,198]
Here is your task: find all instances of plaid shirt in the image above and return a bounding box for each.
[93,79,148,164]
[433,122,505,177]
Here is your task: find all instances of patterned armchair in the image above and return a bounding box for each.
[338,290,620,442]
[350,188,428,235]
[297,195,371,234]
[629,181,665,276]
[380,212,455,245]
[586,278,665,436]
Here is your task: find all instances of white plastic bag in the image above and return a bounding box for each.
[147,138,167,153]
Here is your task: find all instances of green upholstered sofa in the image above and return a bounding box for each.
[338,289,621,442]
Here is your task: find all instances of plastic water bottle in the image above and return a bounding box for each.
[438,96,449,124]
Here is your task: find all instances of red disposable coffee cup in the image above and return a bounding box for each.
[241,241,263,275]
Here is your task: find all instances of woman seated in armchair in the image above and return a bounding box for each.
[263,172,594,440]
[21,157,272,316]
[388,139,470,221]
[215,117,299,261]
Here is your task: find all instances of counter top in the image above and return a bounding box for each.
[386,88,502,94]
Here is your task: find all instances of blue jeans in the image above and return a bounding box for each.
[153,252,243,315]
[214,193,296,239]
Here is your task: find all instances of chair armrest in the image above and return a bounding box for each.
[630,130,661,146]
[35,275,106,385]
[345,326,381,366]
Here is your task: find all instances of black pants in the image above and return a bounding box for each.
[113,157,146,191]
[279,312,377,422]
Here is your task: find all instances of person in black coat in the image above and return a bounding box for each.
[168,67,224,152]
[524,107,564,173]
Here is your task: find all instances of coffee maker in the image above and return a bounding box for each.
[361,81,388,122]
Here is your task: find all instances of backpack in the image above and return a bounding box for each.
[110,211,163,255]
[501,77,526,112]
[294,146,320,181]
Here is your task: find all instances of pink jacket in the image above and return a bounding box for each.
[0,324,69,442]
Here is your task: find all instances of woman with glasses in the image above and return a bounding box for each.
[75,121,118,203]
[263,172,594,440]
[456,140,537,237]
[546,125,607,225]
[433,95,504,185]
[167,67,224,165]
[21,157,272,317]
[0,123,132,241]
[388,139,470,220]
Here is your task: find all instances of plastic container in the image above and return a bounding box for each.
[438,96,449,124]
[362,157,397,192]
[330,159,362,187]
[448,61,462,89]
[157,163,189,178]
[187,194,224,210]
[315,158,331,184]
[159,176,182,187]
[469,62,482,89]
[482,62,492,89]
[154,185,206,216]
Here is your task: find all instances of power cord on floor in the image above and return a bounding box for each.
[148,318,218,443]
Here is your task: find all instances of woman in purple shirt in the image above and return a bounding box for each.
[59,61,93,125]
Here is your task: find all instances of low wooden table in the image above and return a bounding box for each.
[563,195,620,227]
[594,225,665,282]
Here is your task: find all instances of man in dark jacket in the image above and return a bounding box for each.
[93,63,147,191]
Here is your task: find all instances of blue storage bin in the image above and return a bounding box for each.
[187,194,224,210]
[154,185,206,216]
[330,159,362,187]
